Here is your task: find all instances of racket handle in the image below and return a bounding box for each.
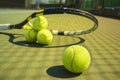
[0,24,11,30]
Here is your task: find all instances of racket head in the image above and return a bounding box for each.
[30,7,98,35]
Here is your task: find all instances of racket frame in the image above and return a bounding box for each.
[0,7,98,36]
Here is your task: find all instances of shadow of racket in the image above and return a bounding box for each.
[0,32,85,48]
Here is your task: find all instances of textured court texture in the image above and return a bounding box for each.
[0,9,120,80]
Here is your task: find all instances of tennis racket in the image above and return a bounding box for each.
[0,7,98,36]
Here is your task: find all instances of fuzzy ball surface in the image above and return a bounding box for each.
[32,16,48,31]
[62,45,91,73]
[37,29,53,45]
[24,28,37,42]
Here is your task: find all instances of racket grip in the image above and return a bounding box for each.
[0,24,10,30]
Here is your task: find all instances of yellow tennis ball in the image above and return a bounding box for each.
[37,29,53,45]
[23,25,32,30]
[62,45,91,73]
[24,28,37,42]
[32,16,48,31]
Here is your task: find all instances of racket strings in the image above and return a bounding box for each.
[45,14,95,32]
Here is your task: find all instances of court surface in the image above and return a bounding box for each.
[0,9,120,80]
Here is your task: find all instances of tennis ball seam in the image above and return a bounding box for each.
[70,46,76,72]
[28,29,36,41]
[28,30,34,41]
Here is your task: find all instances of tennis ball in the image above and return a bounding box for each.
[32,16,48,31]
[62,45,91,73]
[37,29,53,45]
[24,28,37,42]
[23,25,32,30]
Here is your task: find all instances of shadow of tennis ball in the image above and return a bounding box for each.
[46,65,82,78]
